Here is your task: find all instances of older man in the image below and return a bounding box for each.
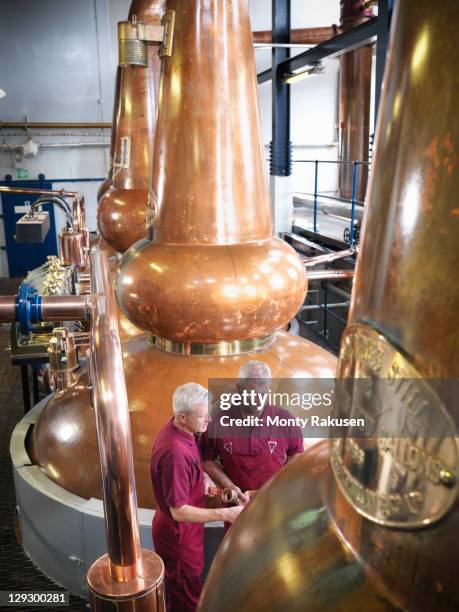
[151,382,242,612]
[201,360,304,505]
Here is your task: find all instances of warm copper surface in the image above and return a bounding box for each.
[307,269,354,281]
[58,229,87,268]
[31,331,337,509]
[0,297,15,321]
[89,249,143,582]
[118,238,306,342]
[97,188,150,254]
[199,443,400,612]
[199,2,459,610]
[339,1,373,201]
[349,0,459,379]
[151,0,272,245]
[88,550,164,611]
[97,0,164,253]
[118,0,307,340]
[97,67,121,202]
[41,295,89,321]
[252,26,339,45]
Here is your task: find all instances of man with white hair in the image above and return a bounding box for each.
[201,360,304,507]
[151,382,242,612]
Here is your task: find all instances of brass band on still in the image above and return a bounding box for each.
[0,0,457,611]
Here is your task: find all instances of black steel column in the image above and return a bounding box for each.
[270,0,292,176]
[20,365,31,414]
[375,0,394,122]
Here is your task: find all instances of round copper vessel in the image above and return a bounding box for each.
[97,0,164,253]
[31,332,336,509]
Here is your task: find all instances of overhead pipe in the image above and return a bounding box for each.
[86,249,164,609]
[0,123,111,129]
[252,25,340,45]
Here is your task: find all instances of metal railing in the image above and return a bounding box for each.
[293,159,370,245]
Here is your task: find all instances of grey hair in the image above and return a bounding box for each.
[238,360,272,383]
[172,382,210,416]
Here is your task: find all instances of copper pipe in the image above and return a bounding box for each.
[339,0,373,201]
[87,248,164,609]
[0,122,111,129]
[0,185,77,198]
[304,247,356,267]
[0,297,15,321]
[307,269,355,281]
[41,296,90,321]
[88,248,142,581]
[252,26,340,45]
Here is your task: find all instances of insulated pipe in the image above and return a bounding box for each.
[307,269,355,281]
[252,25,340,45]
[303,247,356,267]
[86,248,164,609]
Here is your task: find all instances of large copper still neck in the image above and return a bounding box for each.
[117,0,306,345]
[349,0,459,378]
[152,0,273,245]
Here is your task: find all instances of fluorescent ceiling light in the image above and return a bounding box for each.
[284,62,324,84]
[0,89,6,98]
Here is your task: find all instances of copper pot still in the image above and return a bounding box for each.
[97,0,164,253]
[30,0,337,510]
[199,1,459,610]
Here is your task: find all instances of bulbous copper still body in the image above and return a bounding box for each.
[31,0,337,510]
[199,1,459,609]
[97,0,164,253]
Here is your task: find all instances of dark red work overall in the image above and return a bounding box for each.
[151,420,205,612]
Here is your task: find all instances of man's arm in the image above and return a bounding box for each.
[170,504,242,523]
[203,460,249,503]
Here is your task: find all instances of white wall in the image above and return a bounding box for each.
[0,0,342,275]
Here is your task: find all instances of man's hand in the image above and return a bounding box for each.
[235,487,250,505]
[222,505,243,523]
[203,472,216,495]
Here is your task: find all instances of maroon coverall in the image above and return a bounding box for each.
[151,420,205,612]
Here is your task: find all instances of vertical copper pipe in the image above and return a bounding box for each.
[97,0,165,253]
[89,249,142,582]
[87,249,165,609]
[339,0,373,201]
[252,26,340,45]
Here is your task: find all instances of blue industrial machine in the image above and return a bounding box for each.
[0,178,58,277]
